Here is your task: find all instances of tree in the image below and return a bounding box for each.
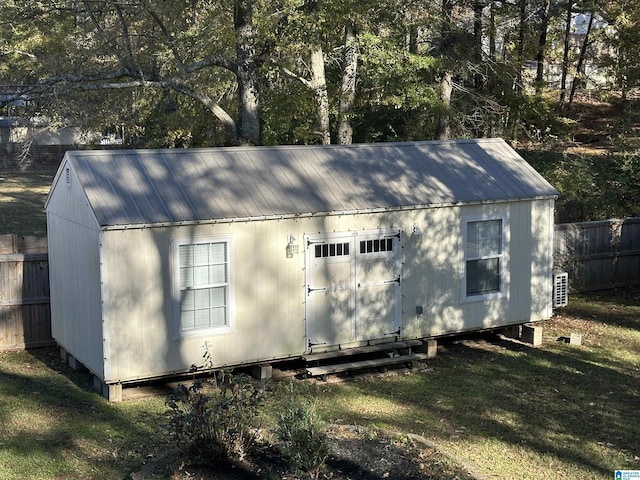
[0,0,261,145]
[3,0,637,147]
[568,8,596,108]
[601,0,640,109]
[436,0,455,140]
[536,0,552,91]
[558,0,574,109]
[337,21,359,144]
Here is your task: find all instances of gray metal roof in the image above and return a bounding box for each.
[49,138,558,228]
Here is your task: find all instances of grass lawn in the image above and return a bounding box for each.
[1,288,639,479]
[314,288,640,479]
[0,173,54,237]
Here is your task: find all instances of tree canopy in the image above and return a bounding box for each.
[0,0,637,147]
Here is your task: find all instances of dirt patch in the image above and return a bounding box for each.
[558,95,640,156]
[138,425,478,480]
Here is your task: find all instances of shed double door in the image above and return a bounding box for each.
[305,229,401,349]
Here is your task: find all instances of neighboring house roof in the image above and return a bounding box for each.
[47,138,558,229]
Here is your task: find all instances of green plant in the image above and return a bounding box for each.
[275,389,330,479]
[165,373,267,463]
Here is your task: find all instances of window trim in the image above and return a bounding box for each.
[172,236,234,340]
[461,214,508,302]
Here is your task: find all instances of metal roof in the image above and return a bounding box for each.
[49,138,558,229]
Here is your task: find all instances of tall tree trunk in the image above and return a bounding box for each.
[558,0,573,110]
[337,21,359,145]
[436,0,454,140]
[409,26,419,54]
[436,72,453,140]
[568,11,595,109]
[489,1,496,60]
[310,47,331,144]
[515,0,526,95]
[536,0,550,92]
[234,0,261,145]
[473,1,484,92]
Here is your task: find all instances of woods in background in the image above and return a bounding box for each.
[0,0,638,147]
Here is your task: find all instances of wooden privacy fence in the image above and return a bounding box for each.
[1,219,639,350]
[0,234,53,351]
[554,218,640,292]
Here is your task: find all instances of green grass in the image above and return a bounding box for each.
[0,289,638,479]
[0,349,167,480]
[0,173,54,237]
[312,288,640,479]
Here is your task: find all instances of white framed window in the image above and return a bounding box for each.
[173,237,232,338]
[462,214,507,300]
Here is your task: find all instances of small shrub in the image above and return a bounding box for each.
[275,395,330,479]
[165,373,267,463]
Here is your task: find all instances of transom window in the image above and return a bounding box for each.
[314,242,350,258]
[464,217,504,298]
[175,239,231,337]
[359,238,393,254]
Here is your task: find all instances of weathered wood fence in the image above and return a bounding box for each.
[1,219,638,350]
[0,234,53,351]
[554,218,640,292]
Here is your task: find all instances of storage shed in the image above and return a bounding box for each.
[45,138,558,399]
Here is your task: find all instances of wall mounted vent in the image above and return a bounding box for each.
[553,271,569,308]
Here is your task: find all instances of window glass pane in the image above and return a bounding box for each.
[315,245,322,257]
[467,258,500,295]
[179,244,194,267]
[466,222,479,257]
[178,241,229,333]
[195,308,211,328]
[209,243,226,263]
[210,286,226,308]
[194,288,210,309]
[194,243,210,265]
[181,310,195,331]
[210,306,226,327]
[209,264,227,284]
[344,243,350,255]
[480,220,501,240]
[481,237,501,256]
[180,266,193,288]
[467,220,501,258]
[181,290,194,310]
[194,265,209,285]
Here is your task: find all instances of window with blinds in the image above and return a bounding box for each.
[176,239,230,336]
[464,217,504,297]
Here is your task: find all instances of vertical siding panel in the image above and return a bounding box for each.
[46,161,103,373]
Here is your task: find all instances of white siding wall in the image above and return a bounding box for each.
[99,199,554,384]
[402,199,554,339]
[46,160,104,377]
[101,220,308,383]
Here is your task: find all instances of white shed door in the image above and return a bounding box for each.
[305,230,401,349]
